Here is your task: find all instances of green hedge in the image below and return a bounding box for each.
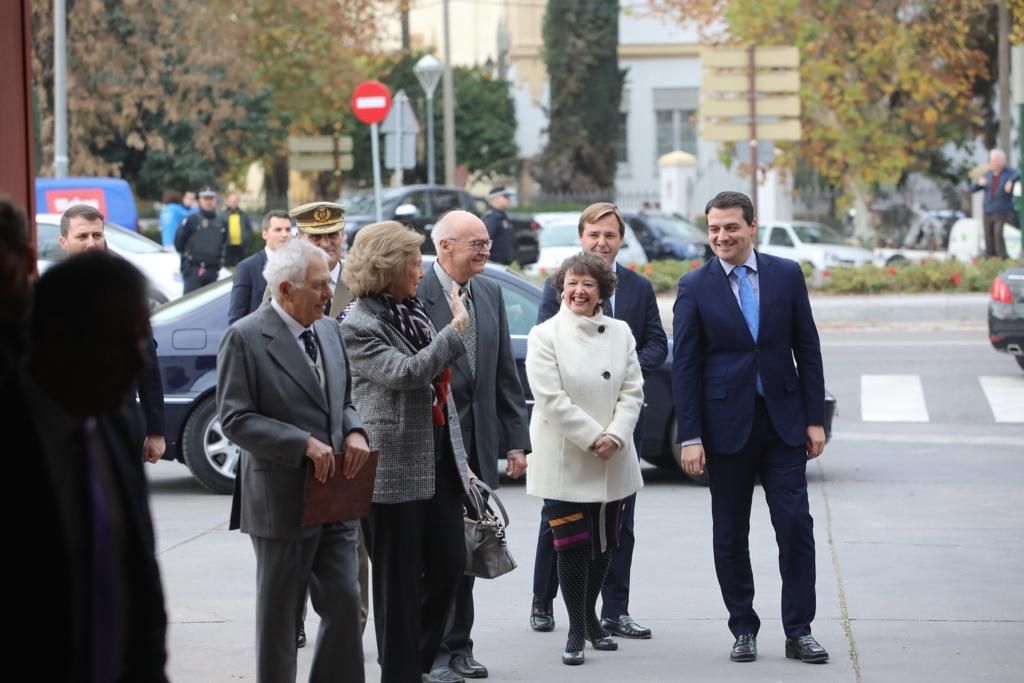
[617,257,1017,295]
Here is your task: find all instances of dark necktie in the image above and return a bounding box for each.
[299,329,318,364]
[459,285,477,376]
[735,266,764,394]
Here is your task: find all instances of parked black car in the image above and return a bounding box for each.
[152,263,836,493]
[625,212,712,262]
[340,184,538,265]
[988,263,1024,371]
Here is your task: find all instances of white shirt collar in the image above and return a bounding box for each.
[271,298,311,340]
[719,250,758,277]
[433,260,470,298]
[330,261,341,288]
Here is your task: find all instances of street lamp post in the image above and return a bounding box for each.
[413,54,442,186]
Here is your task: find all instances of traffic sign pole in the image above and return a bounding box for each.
[371,123,383,222]
[351,80,393,224]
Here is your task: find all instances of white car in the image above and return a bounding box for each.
[36,213,230,308]
[526,212,648,276]
[758,220,873,271]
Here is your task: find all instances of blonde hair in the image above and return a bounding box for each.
[578,201,624,237]
[342,221,424,297]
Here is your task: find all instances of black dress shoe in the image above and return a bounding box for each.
[601,615,652,639]
[785,635,829,663]
[450,655,488,679]
[730,633,757,662]
[587,635,619,651]
[426,666,466,683]
[530,597,555,632]
[296,627,306,649]
[561,649,585,666]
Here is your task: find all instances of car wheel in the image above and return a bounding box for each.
[182,395,239,495]
[1016,355,1024,372]
[666,419,709,486]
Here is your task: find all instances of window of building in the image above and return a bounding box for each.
[616,90,630,167]
[654,88,698,160]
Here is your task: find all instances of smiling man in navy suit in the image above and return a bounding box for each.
[672,191,828,664]
[530,202,668,640]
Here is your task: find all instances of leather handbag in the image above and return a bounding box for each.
[463,479,517,579]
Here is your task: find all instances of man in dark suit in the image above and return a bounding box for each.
[421,209,531,682]
[218,237,372,682]
[9,252,168,682]
[481,186,516,265]
[228,209,292,324]
[530,202,668,640]
[59,203,167,464]
[672,191,828,664]
[970,148,1019,258]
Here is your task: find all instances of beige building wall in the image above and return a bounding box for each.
[373,0,503,67]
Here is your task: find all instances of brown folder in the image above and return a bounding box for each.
[302,450,379,526]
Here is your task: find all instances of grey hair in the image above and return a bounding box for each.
[431,209,460,252]
[991,149,1007,163]
[263,238,328,301]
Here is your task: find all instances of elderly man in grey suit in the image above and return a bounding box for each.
[421,210,531,682]
[217,238,372,683]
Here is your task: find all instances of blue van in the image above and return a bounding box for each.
[36,176,139,231]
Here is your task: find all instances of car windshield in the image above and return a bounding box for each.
[540,222,581,247]
[645,215,705,241]
[152,278,232,321]
[791,222,847,245]
[103,223,164,253]
[342,189,405,216]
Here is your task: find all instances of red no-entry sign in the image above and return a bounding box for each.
[351,80,392,125]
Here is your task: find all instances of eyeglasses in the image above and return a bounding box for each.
[447,238,493,253]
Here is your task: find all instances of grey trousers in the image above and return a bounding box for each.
[251,520,364,683]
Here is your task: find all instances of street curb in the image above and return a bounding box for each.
[655,292,990,325]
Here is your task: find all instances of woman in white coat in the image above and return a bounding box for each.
[525,252,645,666]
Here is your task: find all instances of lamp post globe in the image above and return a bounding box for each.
[414,54,443,185]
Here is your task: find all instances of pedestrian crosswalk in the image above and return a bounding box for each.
[858,374,1024,424]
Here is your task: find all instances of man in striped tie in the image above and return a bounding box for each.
[672,191,828,665]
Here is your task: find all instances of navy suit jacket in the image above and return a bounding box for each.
[228,249,268,324]
[537,263,668,376]
[671,252,824,455]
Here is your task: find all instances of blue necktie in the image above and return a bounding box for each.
[735,266,764,394]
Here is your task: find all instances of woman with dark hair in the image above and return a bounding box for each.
[339,220,474,683]
[525,252,645,666]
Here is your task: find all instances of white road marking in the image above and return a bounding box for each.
[832,431,1022,447]
[979,376,1024,423]
[861,375,930,422]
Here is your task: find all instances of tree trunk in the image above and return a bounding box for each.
[265,154,290,210]
[846,177,875,244]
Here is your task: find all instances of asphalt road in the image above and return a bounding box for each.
[149,324,1023,682]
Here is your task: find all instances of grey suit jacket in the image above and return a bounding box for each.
[418,268,531,488]
[218,304,364,540]
[340,298,471,504]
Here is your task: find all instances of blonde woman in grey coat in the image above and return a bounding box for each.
[340,221,473,683]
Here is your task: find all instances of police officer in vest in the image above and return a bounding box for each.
[482,186,516,265]
[175,186,228,293]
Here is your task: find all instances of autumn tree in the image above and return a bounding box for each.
[531,0,624,194]
[661,0,999,238]
[32,0,278,198]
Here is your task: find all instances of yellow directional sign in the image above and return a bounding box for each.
[701,120,801,142]
[700,46,799,69]
[702,71,800,94]
[700,95,800,118]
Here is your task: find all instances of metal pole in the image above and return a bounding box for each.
[427,94,435,185]
[54,0,68,177]
[748,45,758,218]
[998,0,1011,154]
[371,123,383,222]
[442,0,456,185]
[393,92,404,187]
